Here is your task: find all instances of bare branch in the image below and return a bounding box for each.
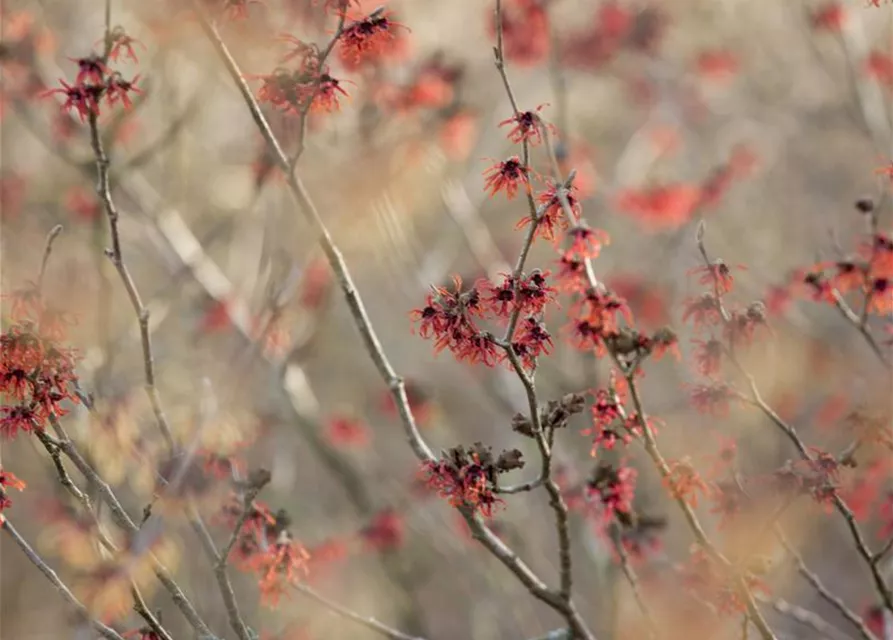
[2,518,126,640]
[293,583,427,640]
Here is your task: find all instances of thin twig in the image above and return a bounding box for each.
[777,533,877,640]
[608,526,660,639]
[194,0,434,463]
[2,519,126,640]
[293,582,426,640]
[37,224,64,296]
[755,593,856,640]
[490,3,588,631]
[189,505,255,640]
[47,416,214,637]
[697,223,893,614]
[196,7,599,638]
[87,99,175,453]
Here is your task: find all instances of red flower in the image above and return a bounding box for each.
[563,223,610,261]
[0,468,25,519]
[695,50,739,81]
[688,382,735,417]
[499,104,551,145]
[41,79,101,121]
[359,508,404,551]
[510,316,553,369]
[422,457,502,517]
[866,51,893,88]
[255,65,350,115]
[488,0,550,67]
[338,9,408,65]
[517,182,580,242]
[479,270,557,319]
[572,288,633,336]
[867,277,893,315]
[438,109,479,160]
[586,463,637,523]
[64,186,100,222]
[0,173,27,221]
[689,260,746,295]
[811,3,847,31]
[723,303,770,346]
[255,532,311,608]
[554,256,587,293]
[99,26,146,63]
[69,55,107,86]
[615,183,702,231]
[664,460,709,507]
[606,274,669,330]
[326,415,370,447]
[641,327,681,361]
[691,338,723,377]
[483,156,531,200]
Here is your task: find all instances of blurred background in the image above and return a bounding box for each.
[2,0,893,638]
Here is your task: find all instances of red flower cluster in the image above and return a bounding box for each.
[483,156,531,199]
[216,497,310,606]
[488,0,550,67]
[359,508,404,552]
[792,231,893,317]
[421,444,524,517]
[410,273,557,369]
[338,9,408,68]
[586,462,638,523]
[42,50,142,121]
[772,451,843,512]
[256,41,349,116]
[499,104,552,145]
[0,468,26,521]
[678,547,769,615]
[1,284,80,440]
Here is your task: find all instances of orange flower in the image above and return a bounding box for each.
[664,460,709,507]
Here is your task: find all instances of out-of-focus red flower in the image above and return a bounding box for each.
[380,379,434,426]
[64,186,100,222]
[605,274,670,330]
[664,460,709,507]
[695,50,739,81]
[303,537,350,584]
[688,382,736,417]
[811,3,847,31]
[439,108,478,161]
[865,51,893,88]
[100,26,146,63]
[359,508,404,551]
[487,0,550,67]
[688,261,746,295]
[615,183,702,231]
[325,414,370,447]
[0,468,25,519]
[0,173,26,221]
[555,140,598,199]
[255,532,311,607]
[198,298,234,334]
[338,10,409,68]
[586,462,637,523]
